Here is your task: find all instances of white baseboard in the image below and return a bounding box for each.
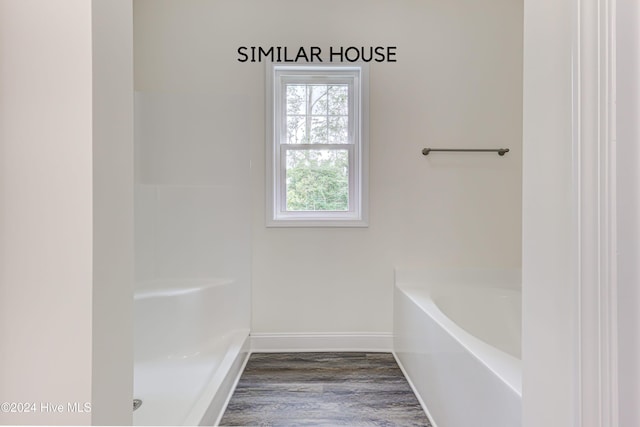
[250,332,393,353]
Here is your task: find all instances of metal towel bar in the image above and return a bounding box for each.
[422,148,510,156]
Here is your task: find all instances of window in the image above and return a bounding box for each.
[266,65,369,227]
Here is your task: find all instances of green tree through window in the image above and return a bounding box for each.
[286,149,348,211]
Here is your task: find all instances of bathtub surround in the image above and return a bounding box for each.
[132,90,251,424]
[220,352,431,426]
[134,8,252,425]
[133,9,252,423]
[134,92,251,286]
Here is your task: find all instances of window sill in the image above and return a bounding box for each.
[266,218,369,228]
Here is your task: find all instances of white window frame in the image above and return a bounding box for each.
[266,64,369,227]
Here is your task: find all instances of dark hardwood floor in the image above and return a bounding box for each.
[219,352,432,426]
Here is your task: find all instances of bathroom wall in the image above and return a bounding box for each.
[134,0,523,335]
[521,0,575,425]
[0,0,133,424]
[617,0,640,423]
[0,3,93,423]
[91,1,135,424]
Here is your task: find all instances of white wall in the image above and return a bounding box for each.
[134,0,523,336]
[0,2,93,424]
[252,0,523,335]
[523,1,640,425]
[521,0,575,425]
[0,1,133,424]
[616,0,640,424]
[91,0,134,425]
[521,0,587,426]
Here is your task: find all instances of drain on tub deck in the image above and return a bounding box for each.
[133,399,142,411]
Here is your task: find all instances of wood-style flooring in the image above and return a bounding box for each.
[219,352,432,426]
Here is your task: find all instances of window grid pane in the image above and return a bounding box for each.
[285,83,350,145]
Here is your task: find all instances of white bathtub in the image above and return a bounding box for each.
[393,269,521,427]
[133,279,249,426]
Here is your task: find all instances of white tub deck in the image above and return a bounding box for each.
[133,330,248,426]
[133,279,249,426]
[393,269,522,427]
